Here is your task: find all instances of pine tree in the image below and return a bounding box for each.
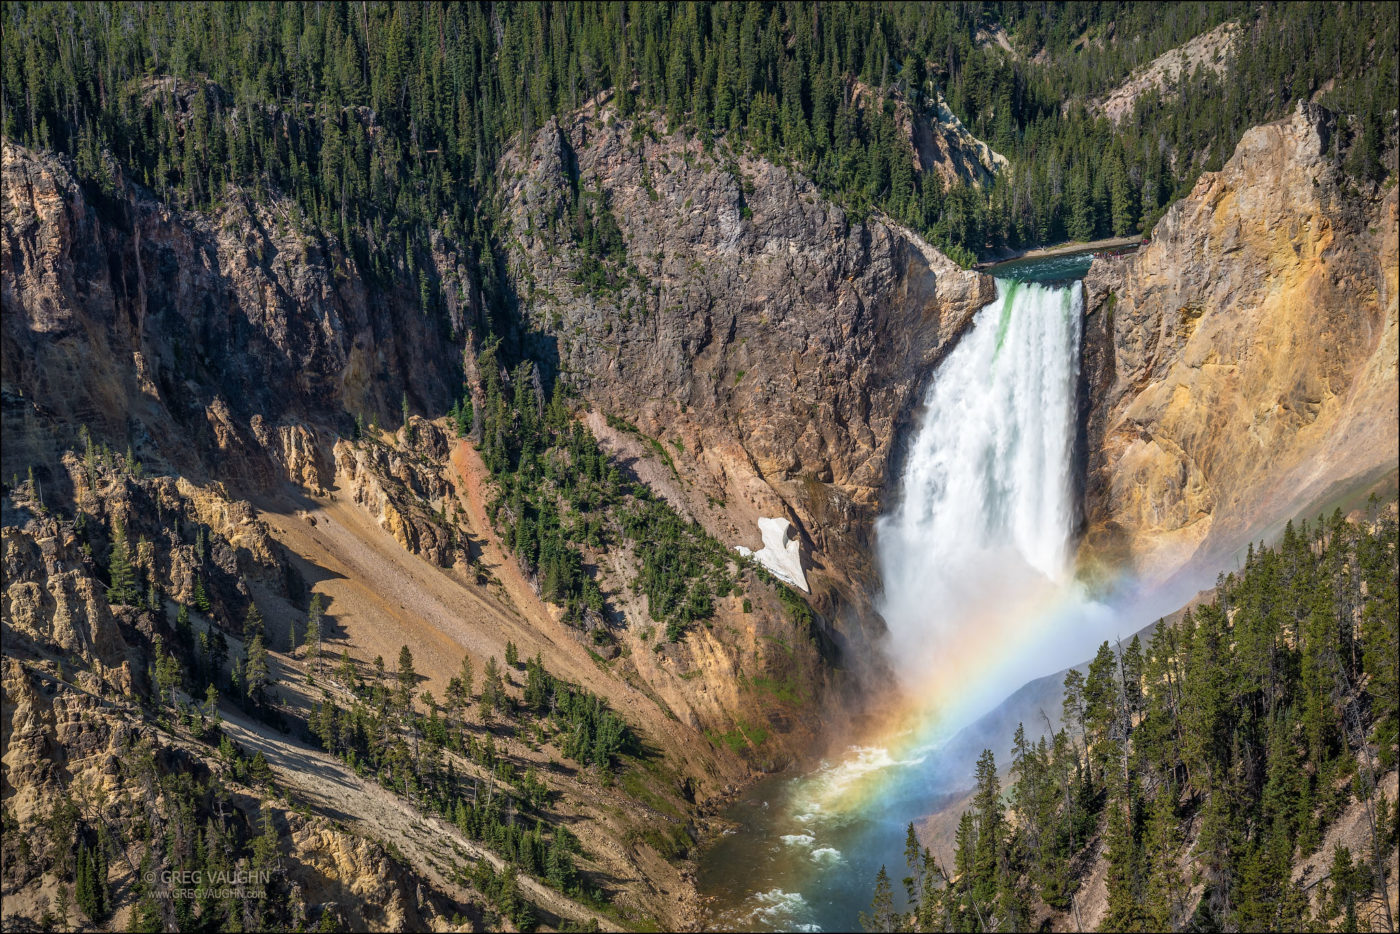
[153,636,183,712]
[336,650,357,688]
[106,518,136,605]
[396,645,417,712]
[1102,767,1146,933]
[75,840,108,921]
[244,634,271,704]
[454,397,474,437]
[175,603,193,645]
[244,602,264,642]
[193,575,212,613]
[970,749,1004,907]
[861,864,897,933]
[480,655,505,719]
[75,844,93,918]
[460,653,475,700]
[902,822,923,902]
[1144,785,1187,931]
[305,593,324,673]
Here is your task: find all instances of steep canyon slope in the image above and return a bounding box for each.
[1081,101,1399,582]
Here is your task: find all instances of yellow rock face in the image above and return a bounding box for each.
[1082,102,1399,581]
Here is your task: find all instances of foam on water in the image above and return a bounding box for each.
[747,888,820,931]
[780,834,816,847]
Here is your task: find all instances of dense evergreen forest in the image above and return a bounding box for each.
[4,1,1394,284]
[865,504,1400,932]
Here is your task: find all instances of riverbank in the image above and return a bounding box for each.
[975,234,1143,270]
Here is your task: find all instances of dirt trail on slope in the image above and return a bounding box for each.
[217,704,612,929]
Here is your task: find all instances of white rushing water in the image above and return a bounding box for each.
[876,278,1084,688]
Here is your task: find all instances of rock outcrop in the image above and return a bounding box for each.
[498,100,993,617]
[0,140,474,501]
[2,506,132,686]
[850,83,1009,188]
[333,418,470,569]
[1080,101,1398,580]
[1086,20,1239,124]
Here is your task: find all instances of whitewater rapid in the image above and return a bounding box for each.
[877,278,1084,688]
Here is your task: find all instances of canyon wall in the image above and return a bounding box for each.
[1,140,475,501]
[498,99,993,626]
[1081,101,1398,580]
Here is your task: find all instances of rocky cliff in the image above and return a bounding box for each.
[498,98,993,626]
[849,83,1009,189]
[1086,20,1240,125]
[1080,101,1399,580]
[1,140,474,503]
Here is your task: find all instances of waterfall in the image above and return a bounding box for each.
[876,279,1084,687]
[699,277,1103,934]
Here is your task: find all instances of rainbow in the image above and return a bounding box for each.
[702,570,1157,933]
[796,571,1133,821]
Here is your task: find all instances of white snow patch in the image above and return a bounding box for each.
[735,516,808,592]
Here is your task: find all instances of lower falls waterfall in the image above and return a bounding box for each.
[877,279,1084,689]
[700,276,1106,933]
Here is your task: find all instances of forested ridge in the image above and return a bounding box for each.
[865,504,1400,932]
[459,343,813,646]
[4,1,1394,283]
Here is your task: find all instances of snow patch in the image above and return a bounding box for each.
[735,517,808,592]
